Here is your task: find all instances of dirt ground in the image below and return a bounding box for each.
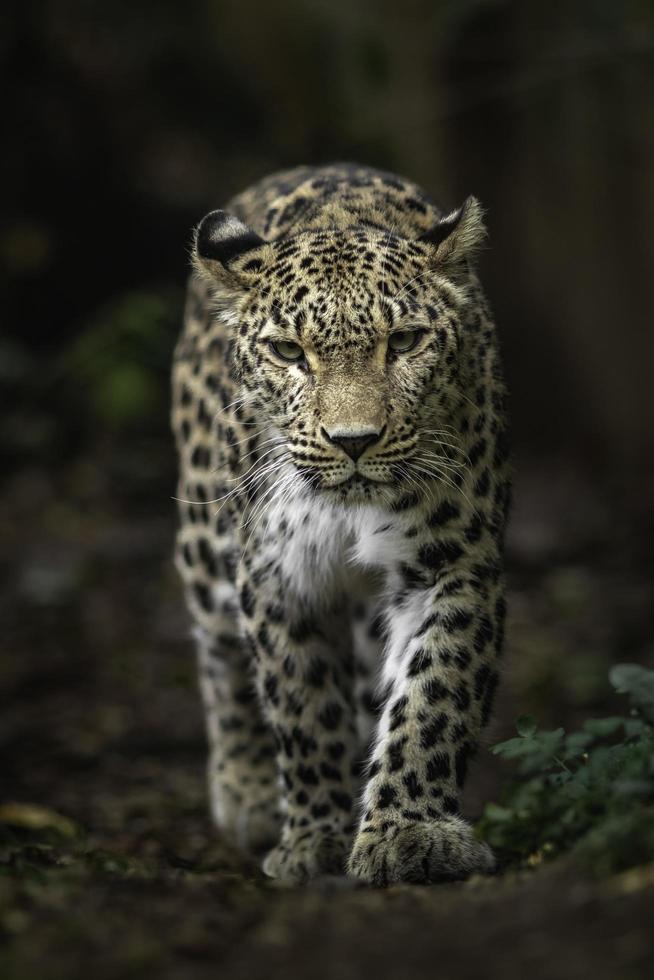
[2,444,654,980]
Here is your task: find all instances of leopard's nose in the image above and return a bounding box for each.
[321,426,384,461]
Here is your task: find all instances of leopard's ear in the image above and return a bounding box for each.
[419,196,486,265]
[192,210,273,286]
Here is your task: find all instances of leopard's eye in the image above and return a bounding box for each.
[388,329,423,353]
[270,339,305,363]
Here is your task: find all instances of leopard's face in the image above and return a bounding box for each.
[230,229,466,503]
[194,197,484,505]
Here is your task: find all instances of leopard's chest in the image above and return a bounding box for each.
[258,498,418,604]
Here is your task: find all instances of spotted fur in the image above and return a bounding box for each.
[171,163,510,884]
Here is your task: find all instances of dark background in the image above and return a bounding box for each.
[4,0,654,471]
[2,2,654,977]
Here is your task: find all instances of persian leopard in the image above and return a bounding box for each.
[171,163,510,885]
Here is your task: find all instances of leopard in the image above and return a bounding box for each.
[171,163,510,886]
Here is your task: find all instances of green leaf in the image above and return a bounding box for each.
[563,731,593,758]
[624,718,650,738]
[563,771,591,799]
[516,714,538,738]
[583,717,626,737]
[491,736,528,757]
[483,803,513,823]
[610,663,654,722]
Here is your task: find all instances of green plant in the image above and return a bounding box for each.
[479,663,654,874]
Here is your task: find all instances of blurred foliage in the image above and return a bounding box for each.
[62,289,181,430]
[480,663,654,874]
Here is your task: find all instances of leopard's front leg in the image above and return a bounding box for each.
[348,558,505,885]
[241,571,360,883]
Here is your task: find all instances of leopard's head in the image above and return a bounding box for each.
[193,201,486,504]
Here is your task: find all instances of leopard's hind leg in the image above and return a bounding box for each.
[195,627,280,851]
[176,528,280,852]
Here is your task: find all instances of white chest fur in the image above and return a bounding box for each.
[261,494,416,605]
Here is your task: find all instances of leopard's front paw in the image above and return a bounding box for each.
[262,827,351,883]
[347,816,495,886]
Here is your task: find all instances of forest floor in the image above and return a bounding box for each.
[2,445,654,980]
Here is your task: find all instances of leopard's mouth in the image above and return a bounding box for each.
[319,474,396,504]
[345,473,375,485]
[294,463,395,498]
